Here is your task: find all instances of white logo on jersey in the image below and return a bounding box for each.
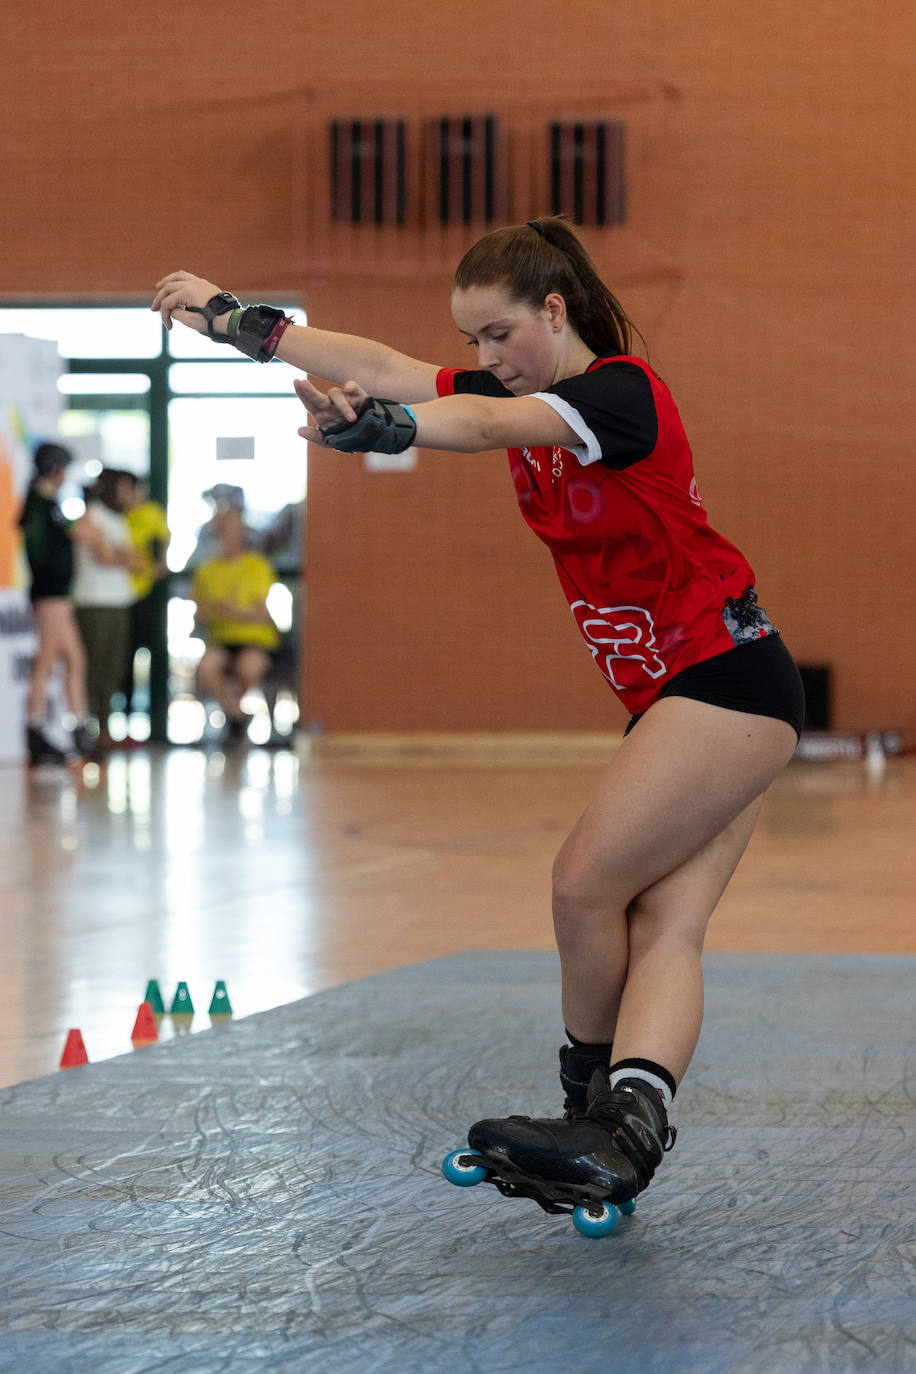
[552,446,565,480]
[689,476,702,507]
[570,601,667,688]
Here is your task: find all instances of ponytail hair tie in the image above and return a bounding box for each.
[526,219,545,238]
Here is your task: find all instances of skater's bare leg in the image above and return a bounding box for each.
[27,599,88,720]
[610,796,762,1081]
[553,696,796,1082]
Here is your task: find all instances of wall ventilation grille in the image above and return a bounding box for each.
[424,115,505,225]
[549,120,626,226]
[329,119,407,225]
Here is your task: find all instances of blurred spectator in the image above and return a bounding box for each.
[123,474,170,711]
[71,467,142,752]
[260,500,304,576]
[191,506,280,744]
[185,484,259,571]
[17,442,90,763]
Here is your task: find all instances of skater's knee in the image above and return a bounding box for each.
[626,889,708,956]
[552,849,589,922]
[552,844,622,938]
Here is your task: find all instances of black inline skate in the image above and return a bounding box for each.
[27,724,68,767]
[442,1066,676,1238]
[558,1042,610,1120]
[72,723,96,759]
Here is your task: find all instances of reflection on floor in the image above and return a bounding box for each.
[2,740,914,1088]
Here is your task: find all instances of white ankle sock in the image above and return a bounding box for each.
[609,1066,674,1112]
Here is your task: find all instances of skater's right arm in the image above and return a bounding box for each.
[151,271,442,404]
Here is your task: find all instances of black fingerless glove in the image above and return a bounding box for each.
[320,398,418,454]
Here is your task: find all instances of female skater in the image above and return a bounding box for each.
[153,217,804,1210]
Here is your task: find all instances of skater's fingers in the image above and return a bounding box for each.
[340,380,369,411]
[325,385,360,424]
[150,272,224,334]
[292,376,325,408]
[292,378,349,426]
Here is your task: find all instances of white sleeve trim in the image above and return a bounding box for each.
[529,391,603,465]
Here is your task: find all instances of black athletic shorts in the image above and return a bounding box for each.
[624,633,805,739]
[217,642,277,665]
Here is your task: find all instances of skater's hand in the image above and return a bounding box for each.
[152,271,226,333]
[293,376,369,444]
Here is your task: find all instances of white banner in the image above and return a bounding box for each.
[0,590,35,764]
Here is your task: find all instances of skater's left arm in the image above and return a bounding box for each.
[294,379,583,454]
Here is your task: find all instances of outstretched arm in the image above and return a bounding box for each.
[295,379,583,454]
[151,271,442,403]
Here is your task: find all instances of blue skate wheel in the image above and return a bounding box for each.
[619,1199,637,1216]
[442,1149,489,1187]
[572,1201,619,1238]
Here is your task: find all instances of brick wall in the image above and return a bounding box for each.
[3,1,913,732]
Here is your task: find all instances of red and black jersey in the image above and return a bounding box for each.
[436,356,776,715]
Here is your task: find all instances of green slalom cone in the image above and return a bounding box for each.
[208,980,233,1019]
[143,979,165,1015]
[169,981,194,1017]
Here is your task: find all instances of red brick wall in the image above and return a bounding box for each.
[3,2,913,732]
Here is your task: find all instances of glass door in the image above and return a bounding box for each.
[0,302,305,749]
[165,390,305,747]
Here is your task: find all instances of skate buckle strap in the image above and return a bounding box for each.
[589,1083,675,1180]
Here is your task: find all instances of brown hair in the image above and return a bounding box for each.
[90,467,134,512]
[453,216,644,359]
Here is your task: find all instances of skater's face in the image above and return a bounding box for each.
[451,283,567,394]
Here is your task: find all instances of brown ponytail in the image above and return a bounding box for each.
[453,216,645,359]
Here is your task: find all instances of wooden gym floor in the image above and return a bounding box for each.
[1,735,913,1090]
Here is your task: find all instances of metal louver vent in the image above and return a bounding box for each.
[549,120,626,226]
[425,115,504,224]
[329,119,407,225]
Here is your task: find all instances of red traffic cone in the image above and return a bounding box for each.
[131,1001,159,1049]
[59,1028,89,1069]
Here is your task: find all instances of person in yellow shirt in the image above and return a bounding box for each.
[191,505,279,743]
[124,475,171,712]
[127,480,170,602]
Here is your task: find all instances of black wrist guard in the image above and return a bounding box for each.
[320,398,418,454]
[184,291,241,340]
[234,304,293,363]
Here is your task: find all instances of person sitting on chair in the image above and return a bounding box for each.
[190,506,279,743]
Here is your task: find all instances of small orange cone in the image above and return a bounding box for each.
[59,1028,89,1069]
[131,1001,159,1049]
